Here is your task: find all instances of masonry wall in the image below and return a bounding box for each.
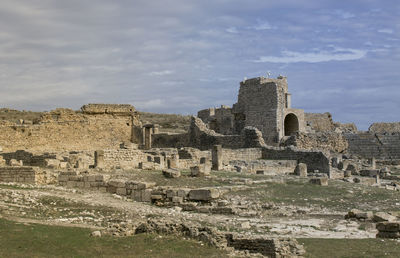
[152,117,266,150]
[102,149,149,169]
[234,78,280,144]
[0,166,42,184]
[221,148,263,163]
[0,106,141,152]
[369,122,400,133]
[261,146,331,174]
[345,132,400,159]
[305,112,335,132]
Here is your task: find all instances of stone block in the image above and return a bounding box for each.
[58,175,69,182]
[373,212,397,222]
[99,187,107,193]
[177,188,190,198]
[294,163,307,177]
[151,194,163,200]
[136,182,156,190]
[95,175,104,182]
[166,189,177,198]
[376,222,400,232]
[309,178,328,186]
[108,180,126,188]
[189,188,220,201]
[76,181,85,188]
[116,187,127,196]
[162,169,181,178]
[190,165,210,177]
[360,169,379,177]
[66,181,77,188]
[132,190,141,202]
[141,189,152,202]
[172,196,183,204]
[59,162,68,169]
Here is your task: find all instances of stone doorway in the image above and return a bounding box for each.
[284,113,299,136]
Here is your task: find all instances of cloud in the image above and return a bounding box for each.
[253,47,367,63]
[148,70,175,76]
[378,28,394,34]
[248,21,275,30]
[226,27,238,33]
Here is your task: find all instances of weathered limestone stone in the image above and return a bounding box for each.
[212,145,222,171]
[373,212,397,222]
[162,169,181,178]
[190,165,210,177]
[345,209,373,220]
[376,222,400,239]
[294,163,307,177]
[189,188,220,201]
[94,150,105,168]
[10,159,23,166]
[360,169,379,177]
[309,177,328,186]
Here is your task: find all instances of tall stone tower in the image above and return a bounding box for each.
[232,76,305,145]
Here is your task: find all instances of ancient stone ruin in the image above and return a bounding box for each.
[1,75,400,257]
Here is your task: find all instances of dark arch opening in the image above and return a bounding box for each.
[284,113,299,136]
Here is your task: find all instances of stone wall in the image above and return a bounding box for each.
[369,122,400,133]
[0,166,43,184]
[152,117,266,150]
[221,148,263,163]
[0,105,142,152]
[305,112,335,132]
[345,132,400,159]
[261,146,331,174]
[101,148,149,169]
[284,132,349,153]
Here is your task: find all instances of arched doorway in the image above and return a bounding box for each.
[284,113,299,136]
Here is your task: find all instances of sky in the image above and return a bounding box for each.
[0,0,399,130]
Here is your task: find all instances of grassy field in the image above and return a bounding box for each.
[299,238,400,258]
[0,218,227,258]
[225,178,400,212]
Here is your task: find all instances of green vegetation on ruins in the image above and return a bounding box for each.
[0,218,227,258]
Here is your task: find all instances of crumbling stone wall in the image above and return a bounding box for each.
[198,76,305,146]
[284,132,349,153]
[345,132,400,159]
[369,122,400,133]
[101,149,149,169]
[0,166,44,184]
[152,117,266,150]
[261,146,331,174]
[0,104,142,152]
[305,112,335,132]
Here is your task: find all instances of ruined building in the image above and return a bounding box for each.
[198,76,305,145]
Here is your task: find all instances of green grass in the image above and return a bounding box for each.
[299,238,400,258]
[227,178,400,212]
[0,218,227,258]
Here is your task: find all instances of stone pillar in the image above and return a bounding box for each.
[375,174,380,185]
[212,145,222,171]
[371,157,376,169]
[94,150,104,168]
[285,93,292,108]
[168,154,179,169]
[144,127,152,150]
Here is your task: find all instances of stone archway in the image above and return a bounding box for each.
[284,113,299,136]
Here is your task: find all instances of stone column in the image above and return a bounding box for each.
[371,157,376,169]
[94,150,104,168]
[144,127,152,150]
[212,145,222,171]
